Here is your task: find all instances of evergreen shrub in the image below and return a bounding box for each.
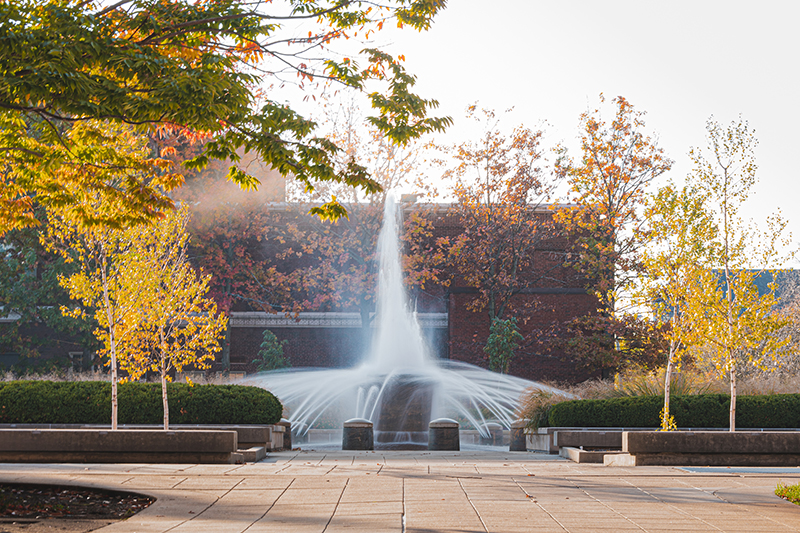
[547,394,800,428]
[0,381,282,425]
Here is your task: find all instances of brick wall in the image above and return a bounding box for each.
[230,326,449,373]
[447,292,598,383]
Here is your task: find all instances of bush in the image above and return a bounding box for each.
[776,482,800,505]
[517,388,570,431]
[252,330,290,371]
[547,394,800,428]
[0,381,282,425]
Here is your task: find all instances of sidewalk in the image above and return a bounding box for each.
[1,449,799,532]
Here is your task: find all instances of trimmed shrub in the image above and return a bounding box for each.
[547,394,800,428]
[0,381,282,425]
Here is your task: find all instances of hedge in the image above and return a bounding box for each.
[0,381,283,425]
[547,394,800,428]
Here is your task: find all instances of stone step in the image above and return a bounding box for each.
[238,446,267,462]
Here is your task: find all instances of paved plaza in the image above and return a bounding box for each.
[1,449,799,532]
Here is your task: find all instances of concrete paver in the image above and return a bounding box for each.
[1,450,799,532]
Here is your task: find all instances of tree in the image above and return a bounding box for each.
[443,106,557,321]
[274,97,438,342]
[685,117,794,431]
[640,184,717,430]
[252,330,290,372]
[0,212,99,361]
[554,95,673,315]
[551,313,667,378]
[186,187,293,372]
[484,317,523,374]
[115,207,227,430]
[45,214,142,430]
[0,0,451,234]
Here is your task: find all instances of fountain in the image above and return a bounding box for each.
[245,195,563,448]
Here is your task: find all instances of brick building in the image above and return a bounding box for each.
[226,202,599,383]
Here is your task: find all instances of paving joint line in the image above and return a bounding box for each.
[169,477,190,489]
[621,478,722,532]
[401,477,406,533]
[321,477,349,532]
[708,485,800,531]
[511,477,569,532]
[562,477,648,532]
[456,477,488,533]
[161,477,247,533]
[241,477,296,533]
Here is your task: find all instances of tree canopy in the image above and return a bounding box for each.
[555,95,672,314]
[0,0,451,233]
[443,106,556,321]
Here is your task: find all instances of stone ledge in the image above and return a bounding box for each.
[536,427,800,455]
[559,446,609,463]
[605,452,800,467]
[0,429,238,464]
[624,431,800,454]
[555,430,621,449]
[603,453,636,467]
[609,431,800,467]
[0,424,274,449]
[238,446,267,462]
[229,311,448,329]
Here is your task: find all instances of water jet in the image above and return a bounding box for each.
[245,195,562,449]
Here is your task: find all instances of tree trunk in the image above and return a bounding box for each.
[662,343,674,431]
[162,366,169,431]
[222,275,232,372]
[110,336,118,431]
[99,245,118,431]
[221,322,231,372]
[729,368,737,432]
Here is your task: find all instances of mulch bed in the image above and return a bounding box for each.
[0,484,153,519]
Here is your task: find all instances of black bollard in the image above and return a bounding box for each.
[428,418,460,451]
[342,418,374,450]
[509,419,529,452]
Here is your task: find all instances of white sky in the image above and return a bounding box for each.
[369,0,800,261]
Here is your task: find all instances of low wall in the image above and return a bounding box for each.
[604,431,800,466]
[0,429,238,464]
[269,424,284,451]
[555,430,622,449]
[0,424,276,450]
[301,429,342,444]
[534,427,800,455]
[460,430,510,446]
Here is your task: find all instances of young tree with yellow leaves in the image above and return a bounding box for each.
[640,184,717,430]
[46,217,141,430]
[117,207,227,430]
[687,117,794,431]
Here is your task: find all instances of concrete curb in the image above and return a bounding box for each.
[0,429,238,464]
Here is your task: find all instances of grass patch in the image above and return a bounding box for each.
[775,482,800,505]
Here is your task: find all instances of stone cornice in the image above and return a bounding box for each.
[229,311,448,329]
